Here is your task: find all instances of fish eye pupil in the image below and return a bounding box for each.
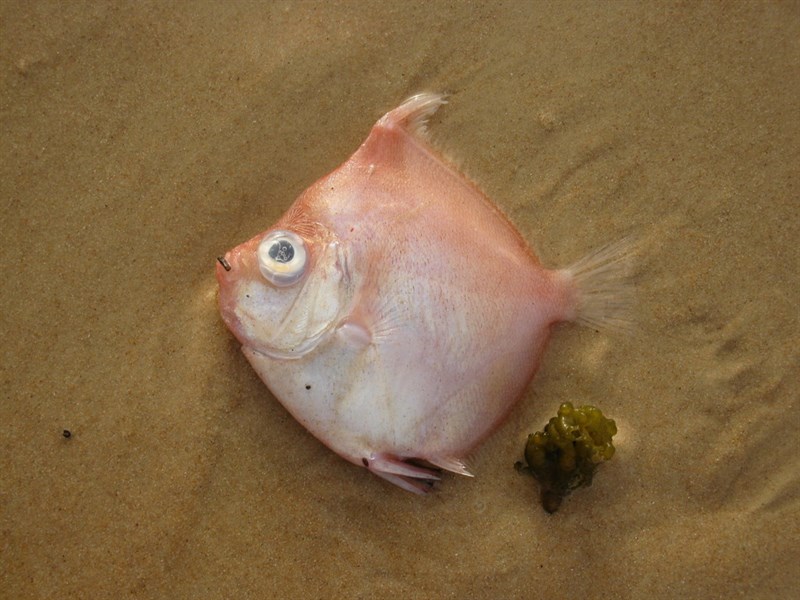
[269,240,295,263]
[257,230,307,286]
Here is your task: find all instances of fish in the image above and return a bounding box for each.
[216,92,632,494]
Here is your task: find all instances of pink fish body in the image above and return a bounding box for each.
[217,93,630,493]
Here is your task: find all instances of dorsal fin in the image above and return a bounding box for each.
[377,92,447,139]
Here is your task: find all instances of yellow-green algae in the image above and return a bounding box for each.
[517,402,617,513]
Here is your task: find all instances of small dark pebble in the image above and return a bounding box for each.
[62,429,72,439]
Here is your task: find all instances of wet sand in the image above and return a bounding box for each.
[1,2,798,598]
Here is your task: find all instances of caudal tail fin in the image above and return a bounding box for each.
[560,238,636,332]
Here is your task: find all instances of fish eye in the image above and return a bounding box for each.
[257,230,308,287]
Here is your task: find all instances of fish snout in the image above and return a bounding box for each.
[215,250,242,286]
[216,254,232,273]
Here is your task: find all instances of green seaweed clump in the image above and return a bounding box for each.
[516,402,617,513]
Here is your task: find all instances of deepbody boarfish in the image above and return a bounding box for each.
[216,93,631,494]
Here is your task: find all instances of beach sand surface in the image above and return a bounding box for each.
[1,2,798,598]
